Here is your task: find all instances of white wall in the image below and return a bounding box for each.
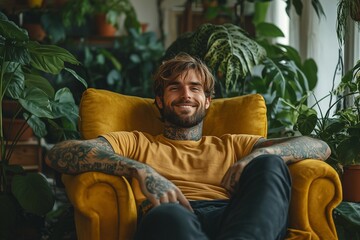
[130,0,185,46]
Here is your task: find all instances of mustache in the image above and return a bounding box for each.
[171,100,196,106]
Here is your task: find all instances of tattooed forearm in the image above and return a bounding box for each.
[46,137,148,178]
[253,136,331,163]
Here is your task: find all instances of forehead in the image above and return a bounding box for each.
[166,69,204,86]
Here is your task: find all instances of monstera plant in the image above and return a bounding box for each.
[0,11,87,239]
[163,23,267,96]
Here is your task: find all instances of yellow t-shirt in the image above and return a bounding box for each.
[102,131,261,201]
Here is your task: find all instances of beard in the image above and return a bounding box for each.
[162,103,206,128]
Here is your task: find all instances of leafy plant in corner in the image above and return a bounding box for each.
[294,61,360,169]
[250,21,318,137]
[0,11,87,239]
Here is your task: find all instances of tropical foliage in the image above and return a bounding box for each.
[294,61,360,167]
[0,11,86,239]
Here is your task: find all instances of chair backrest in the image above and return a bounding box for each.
[79,88,268,139]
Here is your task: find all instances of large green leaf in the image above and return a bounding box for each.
[27,41,80,74]
[256,22,284,38]
[18,87,53,118]
[0,13,29,42]
[3,62,25,99]
[25,113,47,138]
[49,88,79,122]
[11,173,55,216]
[64,67,88,88]
[205,24,266,87]
[296,113,318,135]
[24,72,55,98]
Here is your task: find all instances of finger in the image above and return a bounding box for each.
[149,197,161,207]
[167,190,178,203]
[176,189,193,212]
[159,194,169,204]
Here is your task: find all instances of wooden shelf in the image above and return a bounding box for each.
[6,137,42,172]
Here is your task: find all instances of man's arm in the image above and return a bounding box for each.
[252,136,331,164]
[221,136,331,193]
[46,137,192,210]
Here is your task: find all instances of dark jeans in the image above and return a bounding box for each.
[135,154,292,240]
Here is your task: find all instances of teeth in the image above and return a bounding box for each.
[177,105,193,108]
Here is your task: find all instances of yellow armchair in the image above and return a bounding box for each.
[62,88,342,240]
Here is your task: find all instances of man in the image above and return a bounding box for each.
[47,53,331,240]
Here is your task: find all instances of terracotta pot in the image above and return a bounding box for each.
[342,165,360,202]
[95,14,117,37]
[23,23,46,41]
[2,118,34,141]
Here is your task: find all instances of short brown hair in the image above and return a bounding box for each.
[153,53,215,98]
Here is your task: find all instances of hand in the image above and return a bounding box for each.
[136,166,193,212]
[221,158,250,195]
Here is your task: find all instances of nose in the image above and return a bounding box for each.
[180,87,191,99]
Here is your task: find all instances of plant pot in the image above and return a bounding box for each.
[342,165,360,202]
[95,14,117,37]
[3,118,34,141]
[23,23,46,41]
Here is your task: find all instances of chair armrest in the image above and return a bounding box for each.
[287,160,342,240]
[62,173,137,240]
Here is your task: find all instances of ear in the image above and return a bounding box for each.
[205,96,211,110]
[155,96,163,109]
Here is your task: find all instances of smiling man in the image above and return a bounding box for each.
[47,53,331,240]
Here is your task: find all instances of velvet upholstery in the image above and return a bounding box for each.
[62,88,342,240]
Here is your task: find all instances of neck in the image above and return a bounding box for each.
[163,122,203,141]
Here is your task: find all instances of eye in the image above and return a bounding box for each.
[191,86,201,92]
[169,86,179,91]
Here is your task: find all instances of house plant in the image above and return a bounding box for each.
[0,11,87,238]
[61,0,140,36]
[294,60,360,202]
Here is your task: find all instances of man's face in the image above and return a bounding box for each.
[155,69,211,128]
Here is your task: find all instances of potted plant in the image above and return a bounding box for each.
[294,61,360,202]
[0,11,87,238]
[61,0,140,36]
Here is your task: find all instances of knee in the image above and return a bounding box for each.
[251,154,287,172]
[145,203,191,224]
[137,203,200,238]
[244,154,291,186]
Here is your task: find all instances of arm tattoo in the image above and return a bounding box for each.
[145,174,173,198]
[47,137,147,177]
[254,136,330,163]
